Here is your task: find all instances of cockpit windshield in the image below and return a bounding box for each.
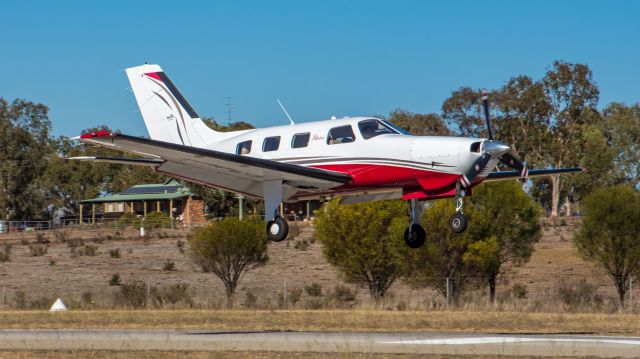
[358,119,408,139]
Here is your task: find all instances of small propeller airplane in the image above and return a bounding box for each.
[72,64,581,248]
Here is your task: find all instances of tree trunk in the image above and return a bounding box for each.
[225,285,235,309]
[550,174,561,217]
[614,274,627,308]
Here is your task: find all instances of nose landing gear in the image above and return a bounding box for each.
[449,182,468,233]
[404,199,426,248]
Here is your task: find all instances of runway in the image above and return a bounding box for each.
[0,329,639,357]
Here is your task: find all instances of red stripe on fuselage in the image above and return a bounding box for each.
[311,163,461,190]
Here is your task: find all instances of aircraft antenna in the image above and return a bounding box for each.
[276,98,295,125]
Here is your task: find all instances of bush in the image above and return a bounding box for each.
[294,239,310,251]
[244,291,258,308]
[144,211,172,229]
[84,245,98,256]
[15,291,27,309]
[0,241,12,262]
[48,258,56,266]
[512,283,528,299]
[67,237,84,248]
[163,259,176,271]
[109,248,121,258]
[30,297,51,310]
[118,212,141,227]
[305,283,323,297]
[177,240,185,254]
[35,232,49,244]
[81,291,93,306]
[153,283,193,307]
[556,280,603,309]
[52,230,69,243]
[326,285,357,308]
[109,273,122,286]
[28,244,47,257]
[113,281,147,308]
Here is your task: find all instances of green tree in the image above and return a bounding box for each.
[573,186,640,307]
[45,126,167,217]
[315,199,409,302]
[442,61,601,216]
[405,199,476,302]
[462,181,541,302]
[604,103,640,187]
[188,217,268,308]
[407,182,540,303]
[0,98,53,220]
[387,109,450,136]
[541,61,600,216]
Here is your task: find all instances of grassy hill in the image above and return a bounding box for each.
[0,218,621,311]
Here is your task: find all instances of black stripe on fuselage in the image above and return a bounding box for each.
[156,72,200,119]
[278,156,456,170]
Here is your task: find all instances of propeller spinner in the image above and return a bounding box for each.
[459,90,528,188]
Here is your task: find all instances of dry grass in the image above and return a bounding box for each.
[0,351,578,359]
[0,309,639,335]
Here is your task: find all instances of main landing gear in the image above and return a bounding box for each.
[267,216,289,242]
[449,182,468,233]
[404,199,426,248]
[263,179,289,242]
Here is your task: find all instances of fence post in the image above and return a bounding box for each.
[283,280,287,310]
[446,277,450,308]
[630,277,633,309]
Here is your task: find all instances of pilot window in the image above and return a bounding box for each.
[327,125,356,145]
[262,136,281,152]
[292,132,310,148]
[236,140,252,155]
[358,119,396,139]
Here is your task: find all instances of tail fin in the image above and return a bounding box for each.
[125,64,220,147]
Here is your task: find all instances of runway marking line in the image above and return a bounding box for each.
[381,336,640,346]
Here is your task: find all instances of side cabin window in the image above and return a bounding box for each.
[327,125,356,145]
[262,136,281,152]
[291,133,310,148]
[236,140,252,155]
[358,119,396,139]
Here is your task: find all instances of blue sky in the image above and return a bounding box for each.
[1,1,638,137]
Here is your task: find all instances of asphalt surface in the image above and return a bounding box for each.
[0,329,639,357]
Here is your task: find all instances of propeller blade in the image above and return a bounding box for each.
[460,153,492,188]
[499,152,528,180]
[481,90,494,140]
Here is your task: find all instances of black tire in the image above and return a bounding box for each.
[404,224,426,248]
[449,212,468,233]
[266,216,289,242]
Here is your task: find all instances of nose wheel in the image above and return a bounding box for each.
[450,182,468,233]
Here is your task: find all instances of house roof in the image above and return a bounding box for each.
[80,179,195,203]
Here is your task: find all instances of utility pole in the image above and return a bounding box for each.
[225,96,233,123]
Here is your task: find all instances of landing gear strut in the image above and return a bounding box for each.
[404,199,426,248]
[449,182,468,233]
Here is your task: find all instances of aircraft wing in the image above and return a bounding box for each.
[73,131,352,199]
[484,167,583,181]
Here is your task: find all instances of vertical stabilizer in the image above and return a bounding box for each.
[125,64,219,147]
